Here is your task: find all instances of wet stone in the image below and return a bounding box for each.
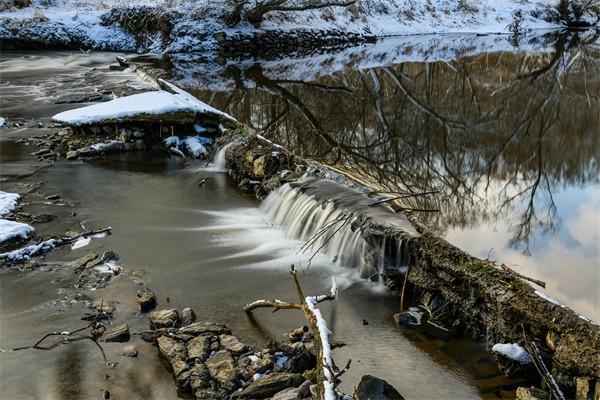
[235,372,304,399]
[157,336,187,363]
[181,307,197,325]
[205,350,238,386]
[104,323,130,343]
[149,309,179,329]
[219,334,249,354]
[355,375,405,400]
[179,321,231,336]
[187,335,214,361]
[136,288,157,312]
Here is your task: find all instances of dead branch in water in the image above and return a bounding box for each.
[244,265,348,399]
[10,300,111,364]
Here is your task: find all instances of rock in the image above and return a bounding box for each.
[236,372,303,399]
[122,349,138,358]
[177,363,211,392]
[149,309,179,329]
[576,377,594,400]
[515,386,548,400]
[283,348,315,373]
[104,323,130,342]
[157,336,187,364]
[187,335,215,361]
[270,386,304,400]
[205,350,238,386]
[355,375,405,400]
[136,288,157,312]
[219,334,249,354]
[253,155,267,177]
[195,389,224,399]
[179,321,231,336]
[181,307,197,325]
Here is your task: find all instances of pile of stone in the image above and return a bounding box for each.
[143,308,318,400]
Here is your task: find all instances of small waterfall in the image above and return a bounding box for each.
[260,180,412,282]
[206,142,234,171]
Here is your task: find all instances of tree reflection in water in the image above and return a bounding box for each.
[166,30,599,254]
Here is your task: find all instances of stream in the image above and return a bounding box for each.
[0,31,598,400]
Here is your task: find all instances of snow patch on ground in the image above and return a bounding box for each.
[492,343,532,364]
[91,140,123,151]
[0,191,21,217]
[0,191,34,245]
[0,239,58,261]
[0,220,35,244]
[0,117,5,127]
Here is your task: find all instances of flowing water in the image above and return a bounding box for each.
[0,31,598,399]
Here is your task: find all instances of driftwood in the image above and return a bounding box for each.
[244,265,348,400]
[11,300,111,365]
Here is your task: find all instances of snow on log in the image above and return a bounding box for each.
[52,80,237,127]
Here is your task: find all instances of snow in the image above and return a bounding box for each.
[94,260,122,274]
[71,236,91,250]
[0,191,34,245]
[52,83,235,126]
[0,0,572,55]
[0,220,34,244]
[0,117,5,127]
[275,352,289,369]
[0,191,21,217]
[0,239,58,262]
[304,276,339,400]
[492,343,532,364]
[164,135,212,157]
[535,290,599,326]
[91,140,122,151]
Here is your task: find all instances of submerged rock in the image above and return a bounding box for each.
[355,375,405,400]
[149,309,179,329]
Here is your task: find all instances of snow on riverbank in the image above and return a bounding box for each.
[492,343,532,364]
[0,191,34,245]
[0,0,572,53]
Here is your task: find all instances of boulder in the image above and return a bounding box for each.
[179,321,230,336]
[355,375,405,400]
[181,307,197,325]
[136,288,157,312]
[104,323,130,342]
[219,334,249,354]
[236,372,303,399]
[205,350,238,386]
[515,386,548,400]
[149,309,179,329]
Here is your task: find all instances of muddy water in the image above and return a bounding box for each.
[168,31,600,323]
[0,52,511,399]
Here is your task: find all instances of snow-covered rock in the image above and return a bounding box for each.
[0,117,5,127]
[164,135,212,157]
[52,81,235,127]
[0,191,34,245]
[0,220,34,244]
[492,343,532,364]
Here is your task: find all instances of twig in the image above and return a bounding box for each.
[500,264,546,288]
[521,325,565,400]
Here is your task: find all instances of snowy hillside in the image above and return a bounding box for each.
[0,0,594,53]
